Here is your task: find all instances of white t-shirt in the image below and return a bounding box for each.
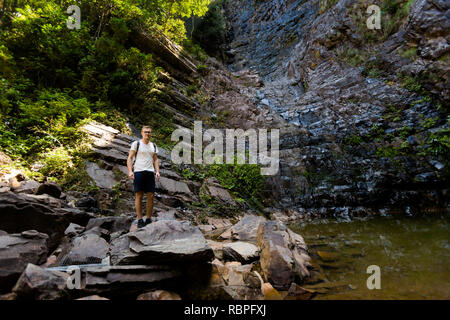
[131,140,158,173]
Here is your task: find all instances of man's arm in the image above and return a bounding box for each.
[153,153,160,182]
[127,149,136,180]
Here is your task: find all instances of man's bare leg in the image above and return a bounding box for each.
[146,192,154,220]
[135,191,144,220]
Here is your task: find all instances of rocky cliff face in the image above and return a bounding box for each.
[219,0,449,216]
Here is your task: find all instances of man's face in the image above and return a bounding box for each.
[142,128,151,138]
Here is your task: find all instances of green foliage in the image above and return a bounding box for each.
[400,47,417,61]
[0,0,212,189]
[207,162,264,200]
[181,167,206,181]
[39,147,74,179]
[182,39,208,62]
[400,74,424,94]
[192,0,228,57]
[337,46,366,67]
[343,135,364,146]
[424,127,450,159]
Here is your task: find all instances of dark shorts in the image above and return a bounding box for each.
[134,171,156,193]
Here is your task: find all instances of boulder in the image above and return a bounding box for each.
[59,233,109,266]
[257,221,312,290]
[0,192,93,250]
[111,220,214,265]
[0,231,49,293]
[137,290,181,300]
[222,242,260,264]
[12,264,69,300]
[157,176,192,197]
[35,182,62,199]
[229,214,267,242]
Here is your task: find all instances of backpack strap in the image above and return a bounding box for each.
[132,140,140,170]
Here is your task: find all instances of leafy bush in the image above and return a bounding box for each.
[207,163,264,199]
[39,147,73,179]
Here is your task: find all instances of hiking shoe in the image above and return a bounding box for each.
[137,219,145,228]
[144,218,152,226]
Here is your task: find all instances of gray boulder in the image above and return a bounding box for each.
[229,214,267,243]
[0,231,48,293]
[12,264,69,300]
[59,233,109,266]
[111,220,214,265]
[0,192,93,250]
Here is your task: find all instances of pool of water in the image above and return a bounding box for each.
[288,213,450,299]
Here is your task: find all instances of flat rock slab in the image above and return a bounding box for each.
[223,241,260,264]
[129,220,214,263]
[82,265,182,298]
[111,220,214,265]
[157,177,191,196]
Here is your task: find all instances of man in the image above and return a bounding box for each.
[127,125,160,228]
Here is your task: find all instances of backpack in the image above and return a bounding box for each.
[132,140,157,171]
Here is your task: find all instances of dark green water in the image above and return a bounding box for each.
[288,214,450,299]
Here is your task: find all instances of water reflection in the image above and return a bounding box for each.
[288,214,450,299]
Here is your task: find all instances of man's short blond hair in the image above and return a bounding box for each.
[141,125,152,131]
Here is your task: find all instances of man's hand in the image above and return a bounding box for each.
[128,172,134,180]
[155,171,160,182]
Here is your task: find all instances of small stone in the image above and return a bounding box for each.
[35,182,62,198]
[137,290,181,300]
